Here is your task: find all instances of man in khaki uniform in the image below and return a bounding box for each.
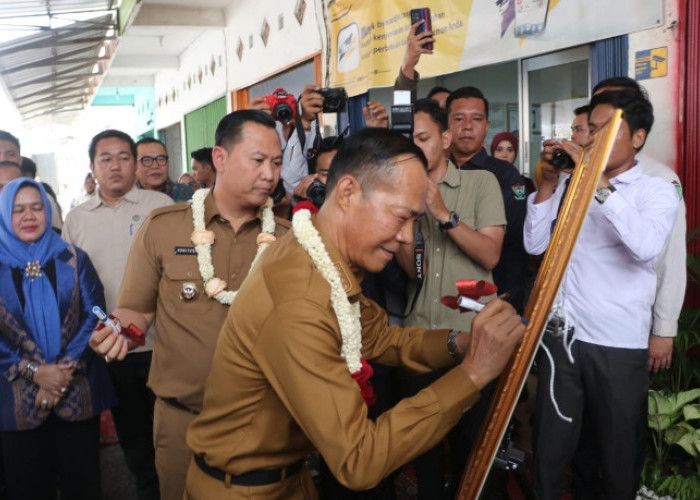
[183,128,524,499]
[88,110,290,500]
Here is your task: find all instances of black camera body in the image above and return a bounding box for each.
[316,87,348,113]
[551,148,576,169]
[264,87,297,124]
[306,179,327,208]
[391,104,413,137]
[270,178,286,204]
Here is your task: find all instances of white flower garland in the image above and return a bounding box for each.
[292,209,362,374]
[191,188,276,305]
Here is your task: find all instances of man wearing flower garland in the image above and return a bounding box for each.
[182,128,524,499]
[87,110,290,500]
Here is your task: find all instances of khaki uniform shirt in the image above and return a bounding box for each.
[62,185,173,352]
[117,192,290,411]
[406,162,506,330]
[187,218,480,494]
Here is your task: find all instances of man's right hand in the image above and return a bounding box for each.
[401,20,435,79]
[459,299,525,389]
[299,85,324,130]
[293,173,318,200]
[89,321,129,363]
[248,96,272,114]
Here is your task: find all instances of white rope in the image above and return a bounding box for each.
[539,302,578,423]
[540,340,573,423]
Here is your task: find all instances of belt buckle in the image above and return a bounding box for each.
[545,315,564,338]
[545,315,574,339]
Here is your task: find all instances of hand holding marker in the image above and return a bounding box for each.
[457,296,529,325]
[92,306,146,346]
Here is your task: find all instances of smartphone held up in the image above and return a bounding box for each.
[410,8,433,50]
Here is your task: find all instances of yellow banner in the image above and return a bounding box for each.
[329,0,472,96]
[329,0,663,98]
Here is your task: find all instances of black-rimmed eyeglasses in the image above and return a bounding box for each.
[139,155,169,167]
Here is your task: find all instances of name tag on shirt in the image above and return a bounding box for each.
[174,246,197,255]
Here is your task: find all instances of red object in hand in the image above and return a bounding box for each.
[122,323,145,346]
[441,280,498,313]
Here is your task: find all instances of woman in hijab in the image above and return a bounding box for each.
[0,178,115,499]
[490,131,519,165]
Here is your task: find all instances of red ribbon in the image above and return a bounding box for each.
[351,358,377,407]
[440,280,498,313]
[292,200,319,215]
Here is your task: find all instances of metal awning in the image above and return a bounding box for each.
[0,1,118,122]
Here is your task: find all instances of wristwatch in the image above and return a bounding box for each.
[594,185,616,204]
[439,211,461,230]
[22,361,39,383]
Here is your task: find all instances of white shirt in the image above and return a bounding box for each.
[62,185,173,352]
[524,162,679,349]
[637,153,687,337]
[279,121,316,193]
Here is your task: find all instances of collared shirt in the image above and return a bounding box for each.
[637,153,686,337]
[187,218,479,493]
[116,192,290,410]
[136,178,194,202]
[62,185,173,351]
[524,162,679,348]
[280,120,315,193]
[406,161,506,330]
[457,148,529,311]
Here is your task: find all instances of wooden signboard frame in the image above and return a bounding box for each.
[456,110,623,499]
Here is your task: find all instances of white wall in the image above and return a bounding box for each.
[627,0,680,170]
[223,0,323,91]
[154,29,228,130]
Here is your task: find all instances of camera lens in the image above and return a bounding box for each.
[324,93,340,111]
[551,148,575,169]
[274,103,293,124]
[307,179,327,207]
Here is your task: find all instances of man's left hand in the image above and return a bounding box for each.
[648,334,673,373]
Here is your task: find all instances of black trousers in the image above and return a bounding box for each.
[533,334,648,500]
[108,350,160,500]
[1,414,100,500]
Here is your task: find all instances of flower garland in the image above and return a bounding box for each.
[291,209,362,374]
[191,188,276,305]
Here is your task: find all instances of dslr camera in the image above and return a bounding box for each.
[551,148,576,169]
[315,87,348,113]
[306,179,327,208]
[264,87,297,124]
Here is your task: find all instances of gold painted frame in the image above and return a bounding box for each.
[457,109,623,499]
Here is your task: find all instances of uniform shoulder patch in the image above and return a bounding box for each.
[511,183,527,200]
[672,180,683,200]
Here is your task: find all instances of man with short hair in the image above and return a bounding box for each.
[190,147,215,188]
[0,130,21,165]
[182,128,524,499]
[447,86,529,312]
[592,77,686,372]
[63,129,173,500]
[526,89,679,499]
[397,98,506,497]
[0,161,22,192]
[136,138,194,202]
[88,110,291,500]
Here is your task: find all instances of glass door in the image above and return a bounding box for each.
[521,46,590,178]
